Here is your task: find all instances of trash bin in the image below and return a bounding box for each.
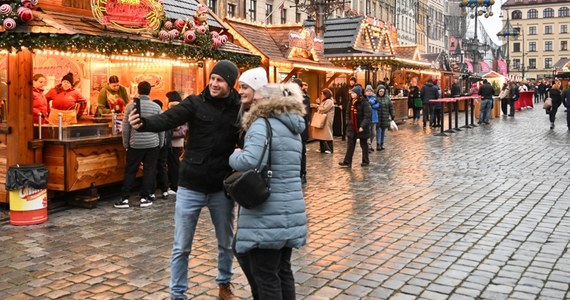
[5,164,49,225]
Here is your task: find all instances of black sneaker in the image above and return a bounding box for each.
[114,198,129,209]
[140,197,153,208]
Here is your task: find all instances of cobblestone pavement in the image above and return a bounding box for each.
[1,107,570,300]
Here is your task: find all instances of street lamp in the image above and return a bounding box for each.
[497,8,519,78]
[459,0,495,74]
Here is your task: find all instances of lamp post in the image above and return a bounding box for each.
[497,8,519,78]
[459,0,495,74]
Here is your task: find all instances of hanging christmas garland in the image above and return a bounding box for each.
[0,32,261,67]
[0,0,37,31]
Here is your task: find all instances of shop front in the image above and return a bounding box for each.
[0,0,259,203]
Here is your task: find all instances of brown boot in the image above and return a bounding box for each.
[219,282,239,300]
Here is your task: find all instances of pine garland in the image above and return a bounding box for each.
[0,32,261,67]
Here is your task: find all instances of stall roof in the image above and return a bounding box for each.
[225,18,352,73]
[553,58,570,69]
[163,0,224,29]
[11,5,253,57]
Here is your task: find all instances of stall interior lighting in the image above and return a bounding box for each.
[33,50,197,67]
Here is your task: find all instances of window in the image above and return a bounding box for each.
[560,7,570,17]
[513,58,521,69]
[208,0,217,13]
[512,10,522,19]
[296,12,301,23]
[528,26,537,35]
[528,58,536,69]
[227,4,236,17]
[561,24,568,33]
[544,8,554,18]
[249,0,256,21]
[545,41,553,51]
[280,8,286,24]
[528,9,538,19]
[562,41,568,51]
[265,3,272,24]
[545,25,552,34]
[545,58,552,68]
[529,41,537,52]
[513,42,521,52]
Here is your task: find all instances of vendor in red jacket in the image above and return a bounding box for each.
[45,72,87,121]
[32,74,49,124]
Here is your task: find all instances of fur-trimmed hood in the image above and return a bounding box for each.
[242,89,306,135]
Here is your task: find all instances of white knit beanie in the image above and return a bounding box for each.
[238,67,268,91]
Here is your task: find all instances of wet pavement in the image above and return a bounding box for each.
[1,106,570,299]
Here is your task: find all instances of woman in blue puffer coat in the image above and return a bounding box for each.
[229,83,307,300]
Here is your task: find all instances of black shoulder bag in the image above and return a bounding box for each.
[224,118,273,209]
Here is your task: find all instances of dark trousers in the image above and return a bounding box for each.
[342,135,369,164]
[319,140,333,153]
[549,100,562,123]
[236,247,295,300]
[121,147,159,199]
[413,107,421,120]
[422,102,431,125]
[501,99,515,116]
[300,141,307,177]
[167,147,182,191]
[155,146,170,193]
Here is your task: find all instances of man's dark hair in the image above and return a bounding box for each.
[109,75,119,84]
[483,79,489,84]
[292,78,303,88]
[427,78,433,84]
[152,99,163,109]
[138,81,151,95]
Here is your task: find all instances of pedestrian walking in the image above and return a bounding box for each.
[229,83,307,300]
[365,85,379,152]
[314,88,335,154]
[116,81,164,208]
[547,82,563,129]
[152,99,171,199]
[376,85,395,151]
[478,79,495,125]
[339,85,371,168]
[507,81,519,117]
[165,91,185,194]
[408,77,421,124]
[128,60,241,300]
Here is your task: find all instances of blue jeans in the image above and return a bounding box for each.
[479,99,493,123]
[376,127,387,145]
[170,187,235,299]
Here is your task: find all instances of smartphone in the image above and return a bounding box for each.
[134,98,142,116]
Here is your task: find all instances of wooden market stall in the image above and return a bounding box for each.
[224,18,353,139]
[0,0,259,204]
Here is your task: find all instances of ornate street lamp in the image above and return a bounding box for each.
[497,8,519,79]
[459,0,495,74]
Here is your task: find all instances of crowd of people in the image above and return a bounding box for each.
[30,62,570,300]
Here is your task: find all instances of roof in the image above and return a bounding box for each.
[13,5,252,56]
[226,18,351,73]
[305,17,364,55]
[503,0,570,7]
[553,58,570,69]
[163,0,223,29]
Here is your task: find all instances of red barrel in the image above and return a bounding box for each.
[9,186,48,225]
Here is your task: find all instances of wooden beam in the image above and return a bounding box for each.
[6,49,34,166]
[322,73,341,90]
[280,68,300,83]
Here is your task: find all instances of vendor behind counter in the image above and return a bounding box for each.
[98,75,129,113]
[45,72,87,125]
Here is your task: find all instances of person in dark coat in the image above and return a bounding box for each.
[547,82,563,129]
[128,60,241,300]
[408,77,421,124]
[375,85,395,151]
[563,84,570,130]
[478,79,495,125]
[451,79,462,97]
[339,85,372,168]
[507,81,519,117]
[420,78,440,128]
[292,78,310,184]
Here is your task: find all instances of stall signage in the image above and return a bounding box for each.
[91,0,164,33]
[288,29,323,60]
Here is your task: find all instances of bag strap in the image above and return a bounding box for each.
[254,118,273,190]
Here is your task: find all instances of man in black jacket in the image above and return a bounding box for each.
[420,78,440,128]
[129,60,240,300]
[478,79,495,124]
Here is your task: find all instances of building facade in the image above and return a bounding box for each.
[395,0,418,46]
[502,0,570,80]
[427,0,446,54]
